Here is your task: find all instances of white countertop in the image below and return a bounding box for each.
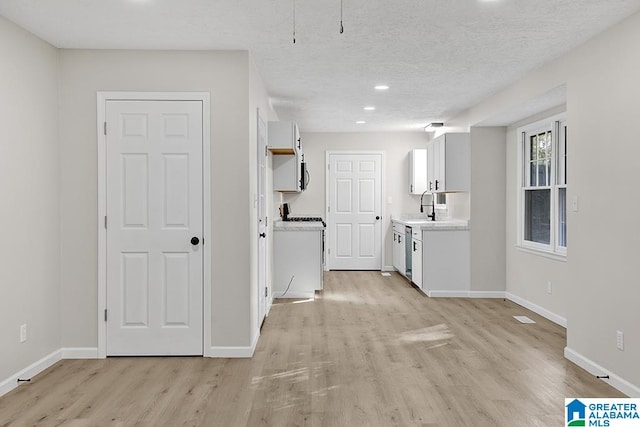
[391,215,470,230]
[274,219,325,231]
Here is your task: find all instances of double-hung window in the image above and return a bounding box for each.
[518,113,567,257]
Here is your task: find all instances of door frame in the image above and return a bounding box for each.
[325,150,385,271]
[96,92,212,358]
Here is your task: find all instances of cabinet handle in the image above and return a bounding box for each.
[393,234,396,242]
[398,235,402,243]
[413,241,417,251]
[429,181,433,191]
[410,184,413,193]
[435,179,439,191]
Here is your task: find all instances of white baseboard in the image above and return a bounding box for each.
[61,347,99,359]
[469,291,505,298]
[426,290,472,298]
[505,292,567,327]
[273,291,315,299]
[0,349,62,398]
[564,347,640,397]
[382,265,395,272]
[208,331,260,358]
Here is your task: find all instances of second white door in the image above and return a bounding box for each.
[105,99,203,356]
[327,153,382,270]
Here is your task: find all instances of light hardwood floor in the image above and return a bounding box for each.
[0,271,623,426]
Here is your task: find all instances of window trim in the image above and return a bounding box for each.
[516,113,567,258]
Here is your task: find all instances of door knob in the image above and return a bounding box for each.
[259,233,266,238]
[375,216,380,220]
[190,237,200,245]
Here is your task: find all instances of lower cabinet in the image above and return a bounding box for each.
[392,224,406,276]
[422,229,470,297]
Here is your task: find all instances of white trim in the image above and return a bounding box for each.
[505,292,567,327]
[274,290,315,299]
[209,332,260,358]
[426,290,472,298]
[97,91,212,358]
[325,150,386,271]
[424,290,506,298]
[382,265,395,272]
[515,245,567,262]
[564,347,640,397]
[61,347,99,359]
[0,349,61,398]
[469,291,506,298]
[516,112,567,258]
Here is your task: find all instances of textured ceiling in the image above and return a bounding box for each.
[1,0,639,132]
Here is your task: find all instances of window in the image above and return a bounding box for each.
[518,114,567,256]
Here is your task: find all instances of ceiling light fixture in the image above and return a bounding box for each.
[374,85,389,91]
[356,121,366,124]
[364,106,376,111]
[424,122,444,132]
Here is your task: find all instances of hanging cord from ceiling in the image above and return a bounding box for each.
[293,0,296,44]
[340,0,344,34]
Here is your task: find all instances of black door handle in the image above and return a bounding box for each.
[190,237,200,245]
[259,233,266,238]
[375,216,380,220]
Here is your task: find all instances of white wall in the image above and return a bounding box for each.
[469,127,506,292]
[280,132,429,269]
[58,49,256,350]
[0,17,61,381]
[448,10,640,393]
[248,53,279,338]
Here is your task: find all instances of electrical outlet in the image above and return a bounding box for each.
[616,331,624,351]
[547,281,552,294]
[20,324,27,343]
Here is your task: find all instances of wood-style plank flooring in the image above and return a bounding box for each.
[0,271,623,426]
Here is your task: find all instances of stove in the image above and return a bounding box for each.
[284,216,326,227]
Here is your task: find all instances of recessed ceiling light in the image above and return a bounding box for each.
[364,106,376,111]
[356,121,366,124]
[374,85,389,91]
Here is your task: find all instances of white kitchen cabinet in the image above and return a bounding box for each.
[426,133,470,193]
[411,228,423,288]
[392,223,406,276]
[272,154,302,192]
[421,229,470,296]
[273,227,324,298]
[269,121,304,192]
[409,149,427,194]
[267,121,301,154]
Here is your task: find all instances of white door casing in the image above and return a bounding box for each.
[98,93,211,357]
[326,152,383,270]
[257,109,268,326]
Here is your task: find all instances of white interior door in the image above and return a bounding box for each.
[257,109,267,325]
[105,99,203,356]
[327,153,382,270]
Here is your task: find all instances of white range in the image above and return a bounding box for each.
[273,217,325,298]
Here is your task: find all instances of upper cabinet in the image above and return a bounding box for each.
[409,149,427,195]
[426,133,470,193]
[268,121,301,154]
[268,121,305,192]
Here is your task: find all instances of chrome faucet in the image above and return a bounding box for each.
[419,191,436,221]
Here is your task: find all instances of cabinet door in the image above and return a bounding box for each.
[409,149,427,194]
[433,137,445,192]
[411,238,422,288]
[392,232,405,275]
[426,142,435,192]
